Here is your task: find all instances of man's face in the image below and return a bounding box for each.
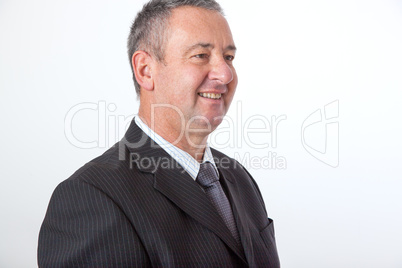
[151,6,237,132]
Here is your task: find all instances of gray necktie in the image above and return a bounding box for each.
[196,162,241,245]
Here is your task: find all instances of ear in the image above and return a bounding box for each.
[132,51,154,91]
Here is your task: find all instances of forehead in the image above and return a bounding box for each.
[166,6,234,48]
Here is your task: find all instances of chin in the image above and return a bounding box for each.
[210,116,224,128]
[188,114,224,131]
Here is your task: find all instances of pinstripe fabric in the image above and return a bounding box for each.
[38,120,280,267]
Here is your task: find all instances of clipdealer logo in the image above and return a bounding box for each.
[63,100,340,169]
[301,100,339,168]
[63,101,288,170]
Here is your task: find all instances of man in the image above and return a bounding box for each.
[38,0,280,267]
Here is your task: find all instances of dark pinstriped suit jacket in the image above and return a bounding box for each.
[38,120,280,267]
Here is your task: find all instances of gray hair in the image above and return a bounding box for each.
[127,0,224,96]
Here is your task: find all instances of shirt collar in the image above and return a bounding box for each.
[134,116,218,180]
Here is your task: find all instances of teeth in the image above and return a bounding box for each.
[199,93,222,99]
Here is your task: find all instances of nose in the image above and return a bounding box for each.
[208,56,234,85]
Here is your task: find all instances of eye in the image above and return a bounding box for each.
[194,54,209,59]
[225,55,235,61]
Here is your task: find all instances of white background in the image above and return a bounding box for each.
[1,0,401,267]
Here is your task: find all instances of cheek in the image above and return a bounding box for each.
[186,69,208,88]
[224,72,237,107]
[228,69,238,96]
[224,91,235,110]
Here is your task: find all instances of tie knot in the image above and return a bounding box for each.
[196,162,219,187]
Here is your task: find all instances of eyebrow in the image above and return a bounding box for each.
[184,42,237,55]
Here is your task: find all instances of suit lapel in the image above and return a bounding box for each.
[122,120,246,262]
[154,166,245,261]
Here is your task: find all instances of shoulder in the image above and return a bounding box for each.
[57,141,147,197]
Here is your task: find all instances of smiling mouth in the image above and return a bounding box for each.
[198,93,222,100]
